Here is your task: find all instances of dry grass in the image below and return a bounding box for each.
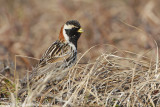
[0,0,160,106]
[1,45,160,106]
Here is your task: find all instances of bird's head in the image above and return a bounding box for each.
[59,20,83,48]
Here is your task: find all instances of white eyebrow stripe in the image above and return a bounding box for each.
[64,24,78,29]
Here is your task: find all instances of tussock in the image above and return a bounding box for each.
[0,46,160,106]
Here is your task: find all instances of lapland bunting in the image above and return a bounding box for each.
[20,20,83,93]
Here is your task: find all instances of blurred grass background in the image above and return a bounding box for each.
[0,0,160,77]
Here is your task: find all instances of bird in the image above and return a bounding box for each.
[19,20,83,99]
[34,20,83,81]
[38,20,83,68]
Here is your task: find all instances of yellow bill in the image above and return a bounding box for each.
[77,28,83,33]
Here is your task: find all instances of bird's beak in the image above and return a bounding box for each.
[77,28,83,33]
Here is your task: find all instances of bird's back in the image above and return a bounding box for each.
[20,40,77,90]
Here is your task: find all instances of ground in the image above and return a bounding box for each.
[0,0,160,106]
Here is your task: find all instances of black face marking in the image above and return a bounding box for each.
[65,20,82,48]
[65,29,81,48]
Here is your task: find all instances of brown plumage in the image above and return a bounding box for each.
[19,20,83,100]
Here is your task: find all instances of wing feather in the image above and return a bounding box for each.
[38,41,71,67]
